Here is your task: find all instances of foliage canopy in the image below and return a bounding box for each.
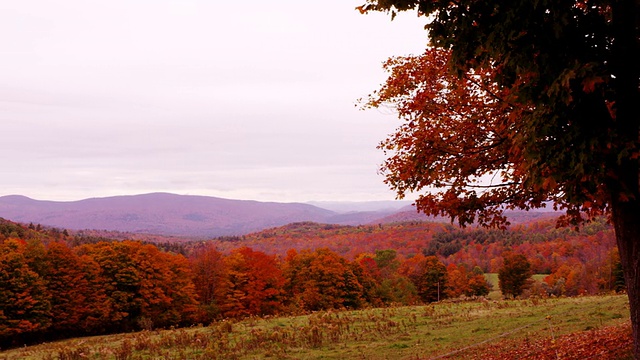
[360,0,638,228]
[360,0,639,356]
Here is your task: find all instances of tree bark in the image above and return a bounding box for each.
[612,204,640,358]
[610,0,640,356]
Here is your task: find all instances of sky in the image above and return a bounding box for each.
[0,0,429,203]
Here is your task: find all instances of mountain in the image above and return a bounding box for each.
[307,200,414,213]
[0,193,342,237]
[0,193,560,238]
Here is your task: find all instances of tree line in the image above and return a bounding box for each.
[0,217,623,347]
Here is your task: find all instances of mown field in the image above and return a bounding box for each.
[0,294,631,360]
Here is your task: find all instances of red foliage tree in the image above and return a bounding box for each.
[351,255,383,306]
[222,247,285,317]
[498,253,533,298]
[190,245,229,321]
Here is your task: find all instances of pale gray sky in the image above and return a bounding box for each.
[0,0,427,203]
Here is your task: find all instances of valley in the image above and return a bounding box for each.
[0,195,629,358]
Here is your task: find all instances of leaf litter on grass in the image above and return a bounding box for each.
[431,320,632,360]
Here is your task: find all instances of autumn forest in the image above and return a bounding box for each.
[0,215,623,348]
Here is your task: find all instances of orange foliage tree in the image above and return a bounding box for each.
[361,0,640,354]
[361,48,520,228]
[445,263,491,298]
[42,242,110,336]
[446,263,469,298]
[467,266,492,297]
[399,254,447,303]
[79,241,198,330]
[284,248,364,311]
[0,239,50,345]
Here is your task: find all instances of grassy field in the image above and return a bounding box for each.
[484,273,548,300]
[0,294,631,360]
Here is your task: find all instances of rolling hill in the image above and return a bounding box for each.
[0,193,559,238]
[0,193,400,237]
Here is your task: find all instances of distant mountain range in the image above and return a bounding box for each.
[0,193,404,237]
[0,193,559,238]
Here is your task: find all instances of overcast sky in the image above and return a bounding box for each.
[0,0,428,203]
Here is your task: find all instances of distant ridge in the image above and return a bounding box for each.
[0,193,333,237]
[0,193,559,238]
[0,193,402,238]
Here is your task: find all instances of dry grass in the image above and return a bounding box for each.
[0,294,630,360]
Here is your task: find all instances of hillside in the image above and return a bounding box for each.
[200,216,617,281]
[206,221,448,259]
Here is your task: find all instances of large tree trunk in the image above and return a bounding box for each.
[611,204,640,358]
[610,0,640,357]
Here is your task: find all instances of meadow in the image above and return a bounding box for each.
[1,294,631,360]
[483,273,548,300]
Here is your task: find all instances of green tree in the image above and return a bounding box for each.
[374,249,400,278]
[356,252,419,305]
[498,253,532,299]
[377,276,419,305]
[360,0,640,355]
